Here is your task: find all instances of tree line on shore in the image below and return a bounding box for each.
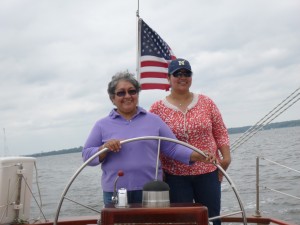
[28,119,300,157]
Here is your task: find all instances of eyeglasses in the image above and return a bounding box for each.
[172,70,192,78]
[115,89,138,97]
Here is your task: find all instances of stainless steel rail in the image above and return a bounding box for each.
[255,156,300,217]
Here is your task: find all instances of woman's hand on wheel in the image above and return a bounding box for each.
[103,139,122,152]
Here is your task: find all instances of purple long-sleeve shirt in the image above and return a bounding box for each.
[82,106,193,192]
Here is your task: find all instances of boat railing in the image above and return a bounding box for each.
[255,156,300,217]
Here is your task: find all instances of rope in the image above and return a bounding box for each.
[231,87,300,153]
[33,161,44,217]
[21,174,47,221]
[25,161,47,222]
[262,186,300,200]
[261,157,300,174]
[258,156,300,201]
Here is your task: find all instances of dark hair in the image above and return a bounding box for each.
[107,71,141,99]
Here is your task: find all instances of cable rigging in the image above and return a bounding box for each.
[231,87,300,153]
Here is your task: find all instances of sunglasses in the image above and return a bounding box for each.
[172,70,192,78]
[115,89,138,97]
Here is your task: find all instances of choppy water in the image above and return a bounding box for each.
[30,127,300,224]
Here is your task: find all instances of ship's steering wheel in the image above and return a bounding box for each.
[53,136,247,225]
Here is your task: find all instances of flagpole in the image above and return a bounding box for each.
[136,10,174,90]
[136,0,141,84]
[136,0,139,18]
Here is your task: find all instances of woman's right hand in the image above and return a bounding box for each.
[98,139,122,161]
[102,139,122,152]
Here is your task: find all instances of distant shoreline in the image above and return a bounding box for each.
[227,119,300,134]
[27,119,300,158]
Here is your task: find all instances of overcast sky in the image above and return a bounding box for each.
[1,0,299,156]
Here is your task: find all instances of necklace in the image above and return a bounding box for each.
[168,92,193,108]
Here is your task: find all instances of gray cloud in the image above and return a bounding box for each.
[0,0,299,156]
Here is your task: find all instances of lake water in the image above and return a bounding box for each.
[29,126,300,224]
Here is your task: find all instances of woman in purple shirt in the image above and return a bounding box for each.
[82,71,215,205]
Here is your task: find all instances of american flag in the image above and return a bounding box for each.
[137,19,176,90]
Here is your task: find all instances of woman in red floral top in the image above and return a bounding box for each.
[150,58,231,225]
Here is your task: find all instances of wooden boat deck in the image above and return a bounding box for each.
[18,216,297,225]
[16,204,297,225]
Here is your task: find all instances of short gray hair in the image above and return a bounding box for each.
[107,71,141,99]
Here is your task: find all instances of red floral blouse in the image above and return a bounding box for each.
[150,94,229,175]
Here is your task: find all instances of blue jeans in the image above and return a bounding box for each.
[103,190,143,205]
[164,169,221,225]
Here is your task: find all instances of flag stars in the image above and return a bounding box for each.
[140,20,174,60]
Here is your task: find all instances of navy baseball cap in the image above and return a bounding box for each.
[168,58,192,75]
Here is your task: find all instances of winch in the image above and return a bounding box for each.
[142,179,170,207]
